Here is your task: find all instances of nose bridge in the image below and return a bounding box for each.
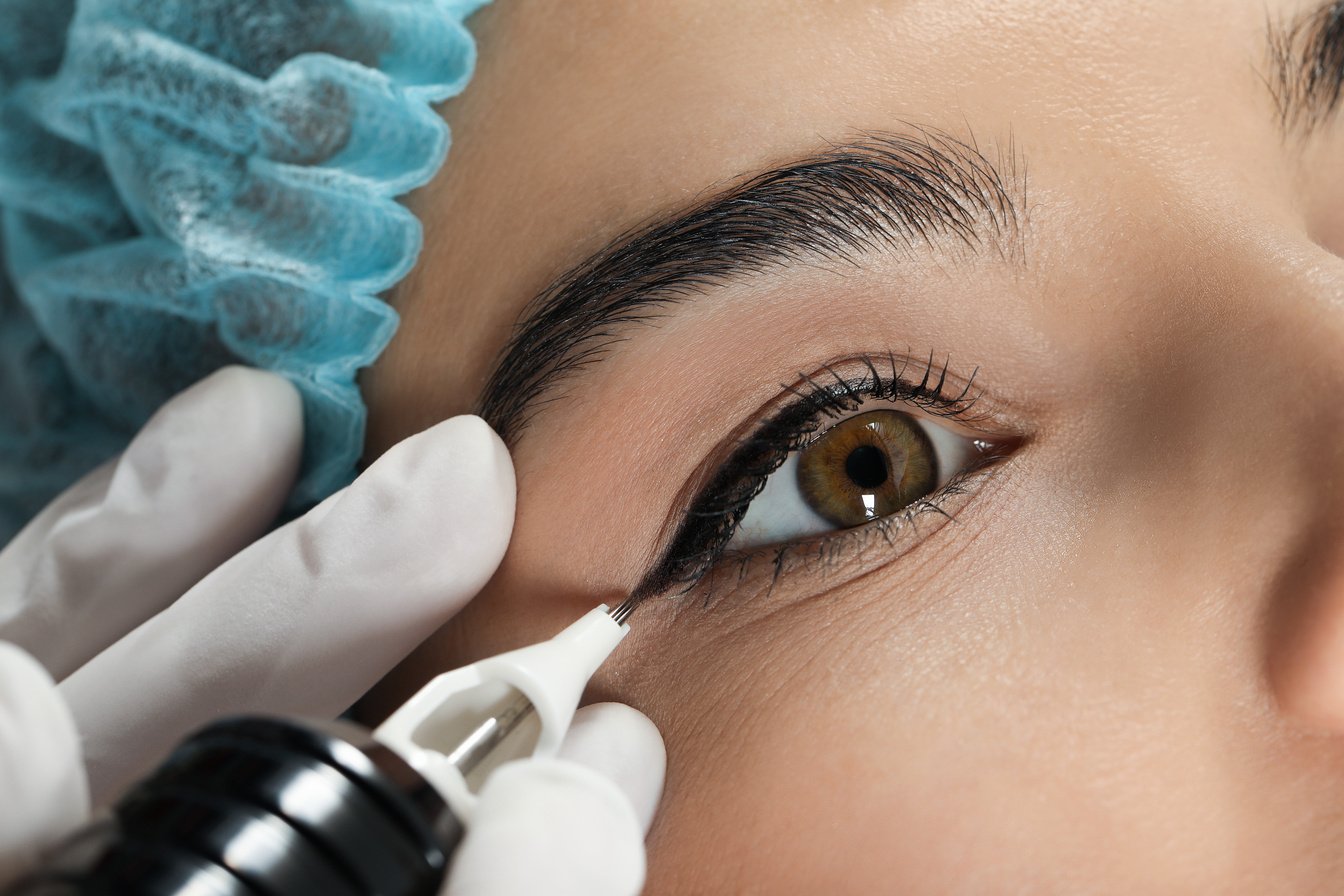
[1256,234,1344,346]
[1076,223,1344,605]
[1215,234,1344,732]
[1201,234,1344,489]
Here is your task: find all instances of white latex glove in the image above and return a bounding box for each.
[0,642,84,882]
[446,702,667,896]
[0,366,516,877]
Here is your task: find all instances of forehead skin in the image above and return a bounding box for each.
[362,0,1344,892]
[366,0,1322,445]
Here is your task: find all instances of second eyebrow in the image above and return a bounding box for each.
[1267,0,1344,134]
[477,126,1028,442]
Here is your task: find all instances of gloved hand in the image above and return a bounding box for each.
[0,366,665,895]
[446,701,666,896]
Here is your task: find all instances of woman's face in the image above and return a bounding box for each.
[361,0,1344,890]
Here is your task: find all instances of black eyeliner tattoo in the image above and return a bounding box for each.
[630,353,999,603]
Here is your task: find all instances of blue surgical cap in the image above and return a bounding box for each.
[0,0,487,540]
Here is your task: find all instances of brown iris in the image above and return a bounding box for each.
[796,410,938,527]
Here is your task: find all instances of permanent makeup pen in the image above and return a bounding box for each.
[5,600,638,896]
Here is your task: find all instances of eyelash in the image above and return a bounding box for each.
[632,352,1004,602]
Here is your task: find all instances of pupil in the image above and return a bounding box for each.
[844,444,888,489]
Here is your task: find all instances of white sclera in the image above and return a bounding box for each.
[725,401,977,551]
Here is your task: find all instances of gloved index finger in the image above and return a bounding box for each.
[0,367,302,680]
[60,414,515,807]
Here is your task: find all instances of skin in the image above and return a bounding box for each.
[360,0,1344,891]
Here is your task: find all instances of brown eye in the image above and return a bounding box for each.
[796,410,938,528]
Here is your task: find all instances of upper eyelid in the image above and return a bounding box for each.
[475,127,1029,445]
[793,389,984,453]
[790,354,1001,432]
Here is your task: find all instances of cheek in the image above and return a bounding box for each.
[626,603,1107,894]
[625,618,1055,893]
[604,515,1340,894]
[609,569,1056,892]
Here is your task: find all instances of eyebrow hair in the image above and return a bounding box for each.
[1266,0,1344,133]
[476,126,1026,443]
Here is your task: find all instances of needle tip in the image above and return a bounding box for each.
[608,597,637,626]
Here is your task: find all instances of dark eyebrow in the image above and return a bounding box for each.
[1266,0,1344,133]
[476,126,1026,443]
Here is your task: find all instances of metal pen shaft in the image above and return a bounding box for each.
[444,689,536,778]
[445,600,637,780]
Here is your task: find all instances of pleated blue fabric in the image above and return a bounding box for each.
[0,0,487,539]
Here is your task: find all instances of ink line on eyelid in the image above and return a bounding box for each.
[628,352,1019,606]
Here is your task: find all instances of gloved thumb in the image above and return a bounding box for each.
[444,703,665,896]
[557,702,665,835]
